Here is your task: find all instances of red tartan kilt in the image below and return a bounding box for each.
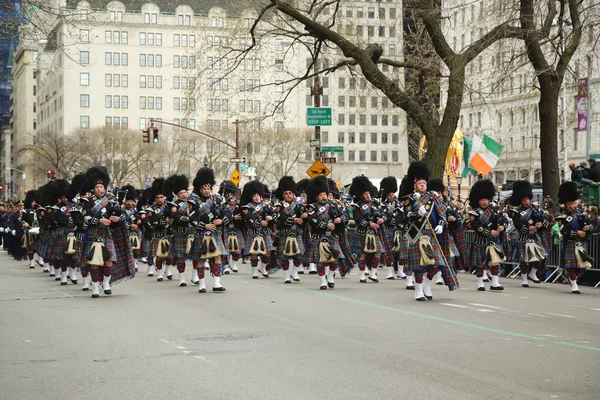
[303,236,344,264]
[47,235,67,261]
[82,235,117,263]
[398,238,408,263]
[381,229,395,265]
[224,229,247,253]
[351,232,383,257]
[337,233,355,272]
[452,229,468,255]
[406,234,446,272]
[468,243,488,270]
[37,233,50,259]
[111,225,135,284]
[561,241,580,269]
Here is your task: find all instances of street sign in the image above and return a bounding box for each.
[321,146,343,153]
[309,139,321,147]
[306,160,331,178]
[321,157,336,164]
[239,164,249,170]
[230,170,241,186]
[230,157,246,163]
[306,107,332,126]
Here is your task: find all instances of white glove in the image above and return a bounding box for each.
[12,230,16,236]
[0,228,4,233]
[434,225,443,235]
[418,205,427,216]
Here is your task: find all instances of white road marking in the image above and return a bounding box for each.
[440,303,468,308]
[469,303,504,310]
[545,313,576,319]
[194,355,218,367]
[536,334,560,338]
[476,309,495,313]
[590,308,600,311]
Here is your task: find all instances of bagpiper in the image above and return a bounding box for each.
[402,162,458,301]
[379,176,400,280]
[556,181,594,294]
[21,190,39,269]
[241,181,274,279]
[47,179,72,285]
[219,180,244,274]
[163,175,191,287]
[467,179,506,291]
[69,173,90,290]
[119,185,141,272]
[349,176,383,283]
[304,176,346,290]
[274,176,306,284]
[189,167,229,292]
[144,178,170,282]
[327,178,354,278]
[507,181,548,287]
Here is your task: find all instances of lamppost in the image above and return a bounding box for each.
[456,175,463,202]
[7,167,26,200]
[447,174,452,199]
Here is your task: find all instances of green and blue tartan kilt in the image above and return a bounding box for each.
[110,225,135,284]
[510,238,548,264]
[245,233,275,254]
[561,241,584,270]
[337,233,355,273]
[468,242,488,271]
[169,234,188,259]
[398,237,408,264]
[350,231,383,258]
[27,234,38,253]
[276,232,305,259]
[189,233,228,261]
[452,228,468,255]
[82,233,117,263]
[47,235,67,261]
[381,229,395,265]
[142,237,155,257]
[406,234,446,273]
[37,232,51,260]
[303,236,344,264]
[224,228,247,254]
[448,235,459,258]
[541,229,552,251]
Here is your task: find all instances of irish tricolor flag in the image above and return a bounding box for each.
[468,135,503,176]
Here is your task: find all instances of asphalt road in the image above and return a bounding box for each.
[1,252,599,400]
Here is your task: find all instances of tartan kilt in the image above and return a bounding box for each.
[510,238,548,264]
[561,241,581,270]
[110,225,135,284]
[169,234,189,259]
[189,232,228,261]
[337,233,355,273]
[406,234,446,273]
[447,235,459,258]
[541,229,552,252]
[276,232,305,259]
[151,238,169,258]
[381,229,395,265]
[224,228,246,254]
[69,239,83,267]
[245,233,275,254]
[142,237,155,257]
[351,231,383,258]
[468,243,488,271]
[27,234,39,253]
[37,232,51,260]
[82,234,117,263]
[46,235,67,261]
[398,237,408,264]
[303,236,344,264]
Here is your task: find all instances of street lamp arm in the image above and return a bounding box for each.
[8,167,26,174]
[149,119,236,151]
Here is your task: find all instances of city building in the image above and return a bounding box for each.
[8,0,409,191]
[441,0,600,188]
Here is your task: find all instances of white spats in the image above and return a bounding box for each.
[258,262,269,278]
[68,267,78,283]
[423,278,433,299]
[308,263,317,274]
[283,269,291,284]
[319,275,327,290]
[251,266,259,279]
[198,278,206,292]
[435,271,445,285]
[147,264,154,276]
[326,270,335,288]
[49,265,56,277]
[386,266,395,279]
[477,276,485,291]
[60,270,68,284]
[42,262,50,272]
[405,274,415,289]
[396,266,406,279]
[81,275,90,291]
[368,268,379,282]
[414,283,425,301]
[179,272,187,287]
[528,268,540,283]
[230,258,239,273]
[359,270,366,282]
[165,264,172,280]
[569,278,580,294]
[521,274,529,287]
[91,281,100,298]
[291,265,300,281]
[490,275,504,290]
[191,268,199,284]
[29,258,35,268]
[102,275,111,294]
[212,276,226,291]
[156,269,164,281]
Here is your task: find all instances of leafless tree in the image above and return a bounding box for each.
[25,130,81,180]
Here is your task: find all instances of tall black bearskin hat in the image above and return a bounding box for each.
[148,178,165,199]
[49,179,70,203]
[262,183,271,198]
[121,185,137,201]
[380,176,398,197]
[306,175,330,204]
[296,178,310,194]
[349,176,372,199]
[558,181,579,204]
[398,175,412,198]
[136,189,152,211]
[85,166,110,190]
[468,179,496,207]
[274,176,297,200]
[35,184,50,207]
[163,175,189,200]
[218,180,238,196]
[406,161,430,184]
[193,167,215,192]
[327,178,340,197]
[67,173,87,200]
[240,180,264,205]
[509,180,533,206]
[24,190,38,209]
[427,178,445,194]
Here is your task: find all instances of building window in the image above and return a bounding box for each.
[151,13,157,24]
[349,150,355,161]
[173,55,180,68]
[80,73,89,85]
[113,74,120,87]
[80,29,89,43]
[140,96,146,109]
[370,132,377,144]
[113,52,120,66]
[105,116,112,127]
[338,114,345,125]
[122,96,128,108]
[370,151,377,162]
[80,94,90,107]
[381,132,388,144]
[105,30,112,43]
[122,74,128,87]
[381,115,388,126]
[338,132,344,144]
[113,31,120,44]
[140,117,146,130]
[140,54,146,67]
[140,32,146,45]
[105,95,112,108]
[140,75,146,88]
[121,31,128,44]
[392,151,398,162]
[156,97,162,110]
[359,132,366,144]
[174,34,180,47]
[121,53,128,66]
[381,151,388,162]
[113,96,120,108]
[79,51,90,64]
[392,115,399,126]
[105,52,112,65]
[359,150,366,162]
[392,133,399,144]
[105,74,112,87]
[80,116,90,128]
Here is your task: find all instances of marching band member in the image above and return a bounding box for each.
[189,167,229,292]
[507,181,548,287]
[556,181,594,294]
[69,174,90,290]
[274,176,306,284]
[379,177,400,280]
[402,162,458,301]
[219,180,244,275]
[350,176,383,283]
[164,175,191,287]
[47,180,72,285]
[144,179,169,282]
[467,180,506,291]
[120,185,141,272]
[304,176,346,290]
[327,179,354,278]
[21,190,39,269]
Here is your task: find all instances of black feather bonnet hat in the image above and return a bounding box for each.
[468,179,496,207]
[509,180,533,206]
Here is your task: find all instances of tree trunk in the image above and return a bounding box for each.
[423,127,453,179]
[538,75,561,200]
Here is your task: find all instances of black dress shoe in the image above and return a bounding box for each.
[483,278,490,283]
[360,279,367,283]
[29,265,35,269]
[213,287,226,292]
[191,280,199,285]
[292,277,300,282]
[70,279,78,284]
[60,282,67,286]
[572,290,580,294]
[320,285,327,290]
[406,285,415,290]
[166,274,173,280]
[387,277,395,280]
[224,270,231,274]
[199,288,206,293]
[327,281,335,289]
[157,277,163,282]
[55,277,61,281]
[522,283,529,287]
[309,271,318,275]
[179,282,187,287]
[284,280,292,284]
[425,295,433,300]
[261,273,270,278]
[82,287,89,291]
[368,277,379,283]
[104,289,112,295]
[298,271,304,274]
[436,281,445,285]
[477,287,486,291]
[416,297,426,301]
[490,285,504,291]
[252,276,258,279]
[92,294,99,298]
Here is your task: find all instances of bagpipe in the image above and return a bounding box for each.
[190,194,225,259]
[556,211,594,268]
[84,192,120,265]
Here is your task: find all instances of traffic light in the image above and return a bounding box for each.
[142,129,150,143]
[47,170,55,179]
[0,184,3,191]
[152,127,159,143]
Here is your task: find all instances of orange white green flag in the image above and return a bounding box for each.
[468,134,503,176]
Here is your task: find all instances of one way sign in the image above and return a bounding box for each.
[306,160,331,178]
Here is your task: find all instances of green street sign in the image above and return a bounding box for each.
[307,107,332,126]
[321,146,343,153]
[239,164,249,170]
